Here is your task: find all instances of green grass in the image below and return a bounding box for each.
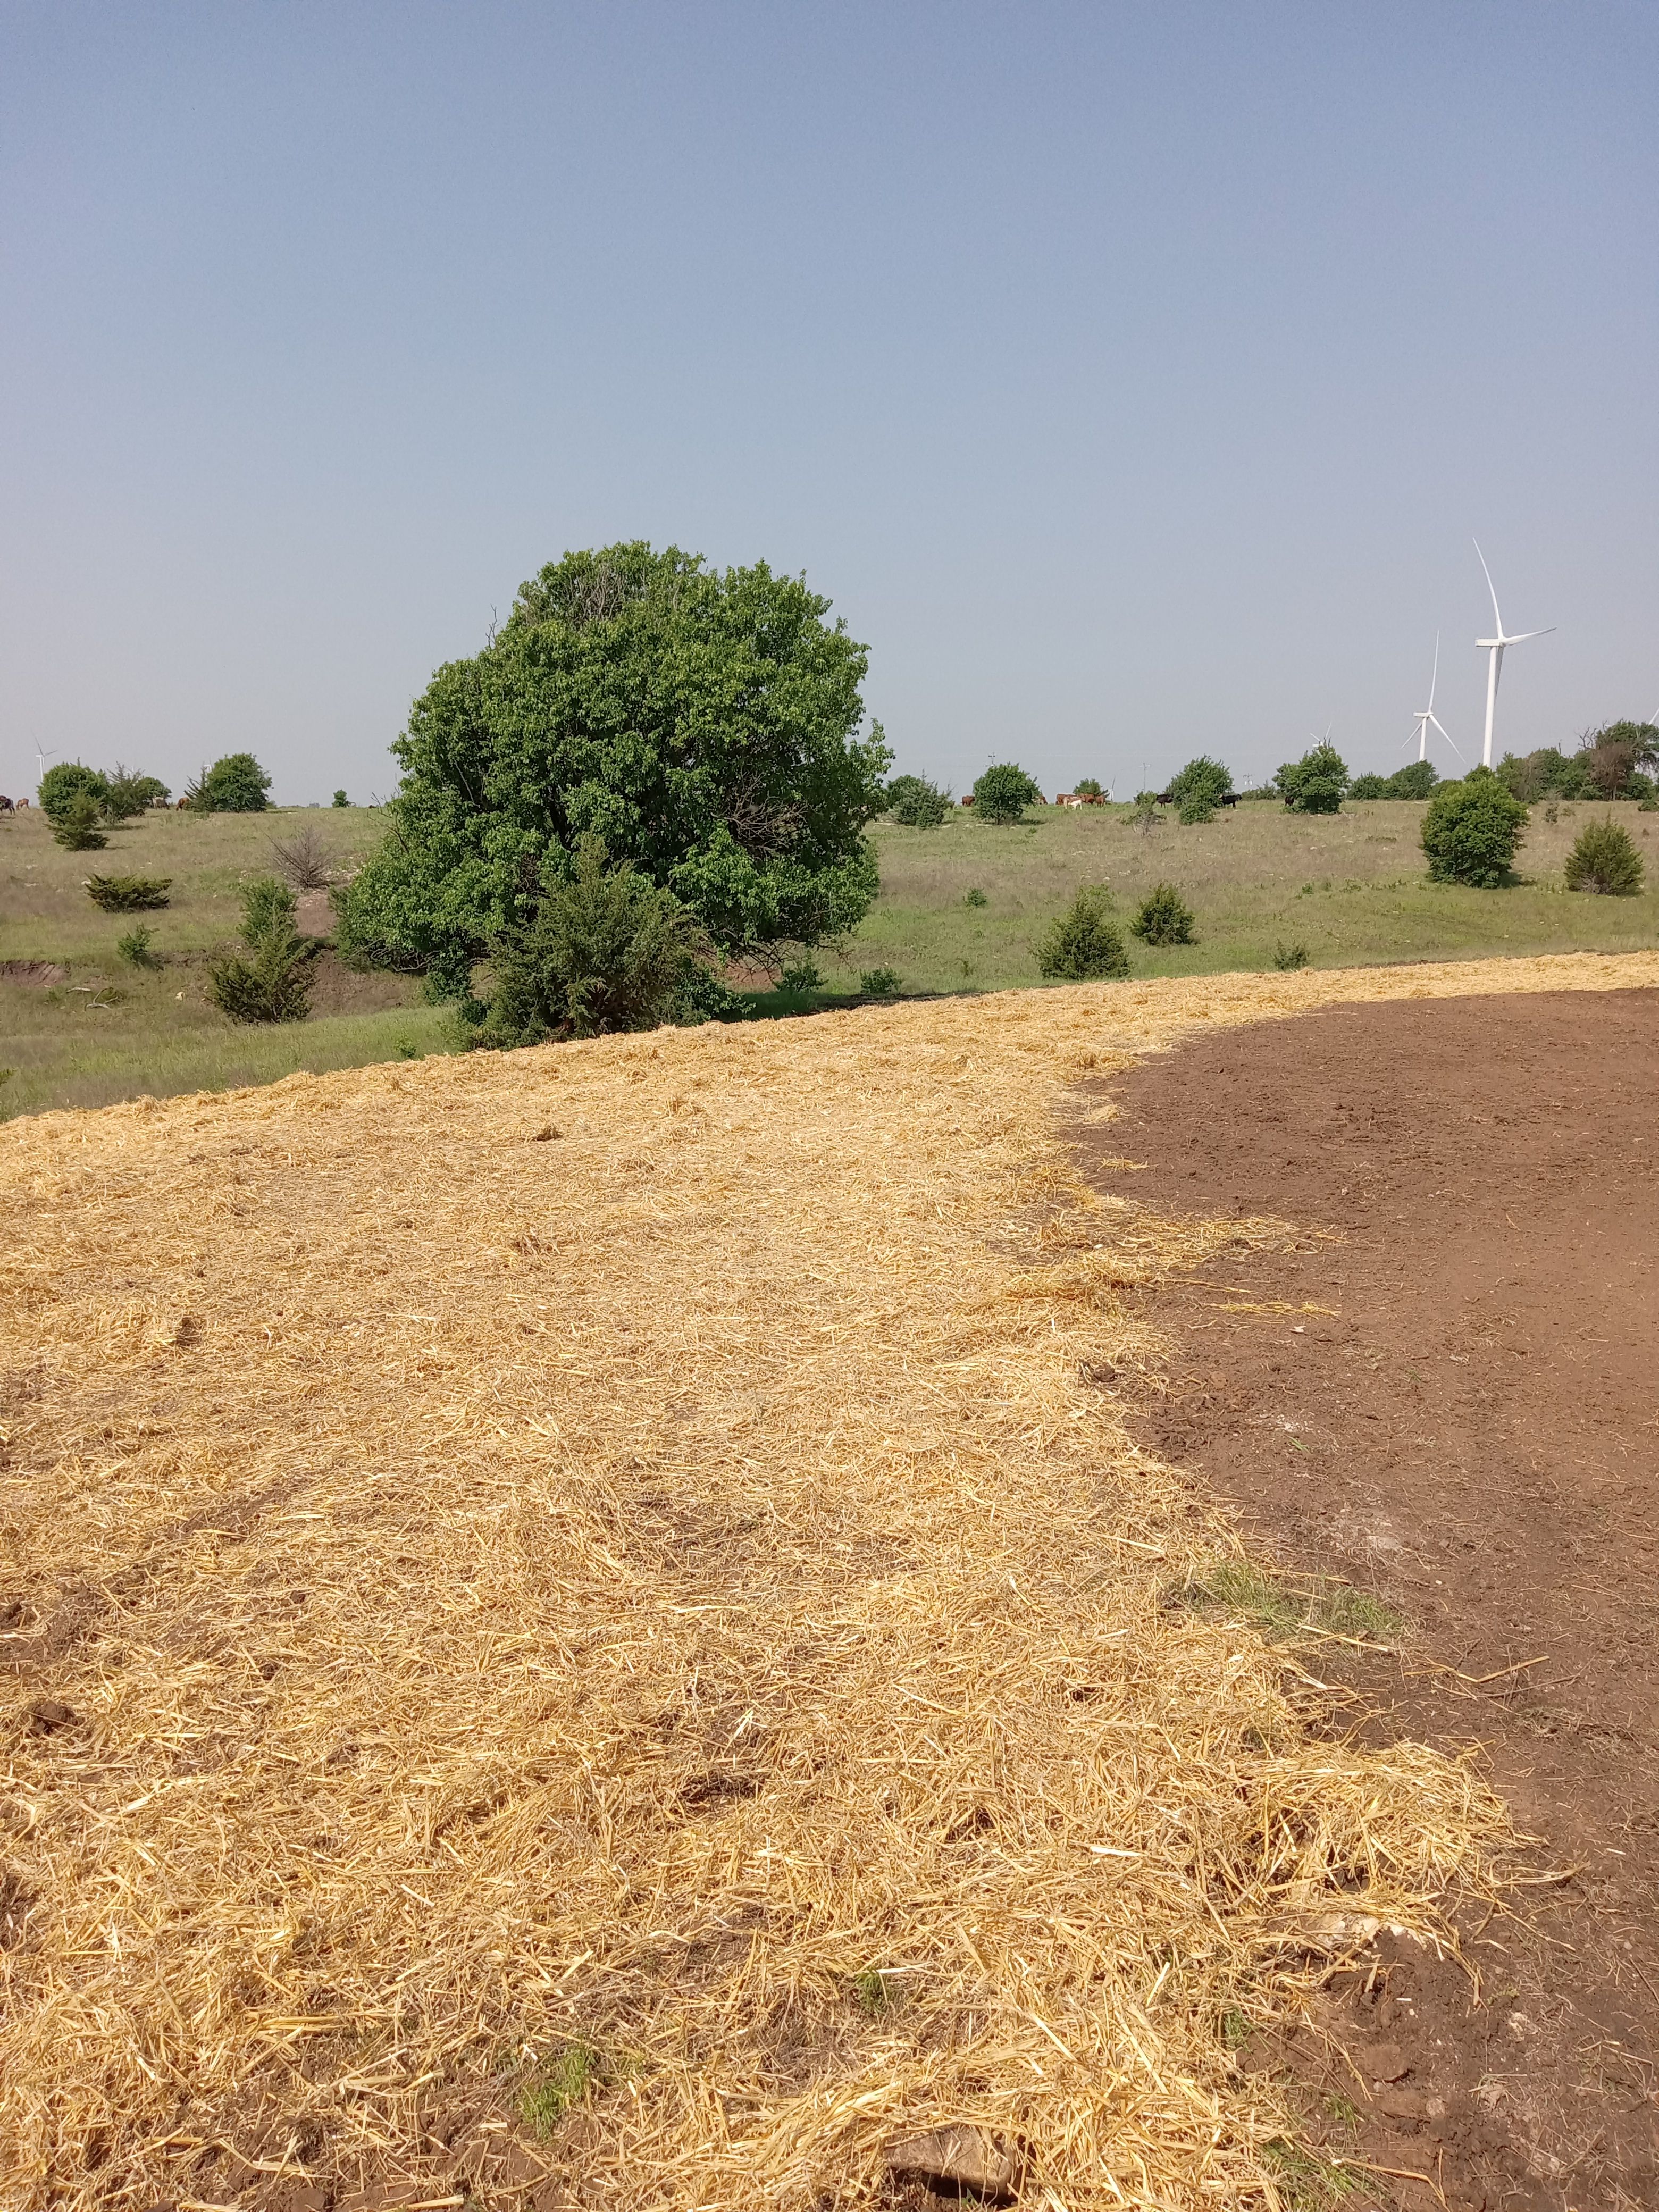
[1180,1559,1405,1646]
[1262,2138,1361,2211]
[518,2042,602,2136]
[6,792,1656,1117]
[819,796,1659,996]
[0,805,448,1116]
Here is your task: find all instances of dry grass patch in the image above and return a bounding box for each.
[3,952,1655,2208]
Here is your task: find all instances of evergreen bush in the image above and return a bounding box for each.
[1563,818,1644,895]
[885,774,951,827]
[115,924,163,969]
[1130,882,1196,946]
[52,795,108,851]
[84,874,172,911]
[207,876,319,1023]
[970,763,1044,824]
[1036,885,1130,980]
[473,838,710,1047]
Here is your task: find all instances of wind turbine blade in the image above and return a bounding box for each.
[1473,539,1503,634]
[1429,714,1463,761]
[1507,626,1556,643]
[1428,631,1440,709]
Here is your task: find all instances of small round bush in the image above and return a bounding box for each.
[885,773,951,828]
[1166,756,1233,816]
[1420,767,1529,887]
[1037,884,1130,981]
[1275,742,1351,815]
[1348,773,1388,800]
[1130,882,1196,946]
[186,752,273,812]
[38,763,110,824]
[1563,818,1644,896]
[971,763,1044,825]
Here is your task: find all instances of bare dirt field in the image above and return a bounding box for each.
[1088,991,1659,2209]
[3,954,1656,2211]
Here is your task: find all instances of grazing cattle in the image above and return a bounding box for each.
[0,795,14,815]
[1155,787,1239,807]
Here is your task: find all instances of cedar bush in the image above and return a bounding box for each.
[207,877,319,1023]
[1130,882,1196,946]
[473,837,710,1048]
[116,924,163,969]
[38,763,109,824]
[52,795,108,851]
[1563,818,1644,896]
[1420,767,1528,887]
[1166,756,1233,824]
[1036,884,1130,980]
[85,874,172,912]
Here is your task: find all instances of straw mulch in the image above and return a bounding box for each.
[3,952,1654,2210]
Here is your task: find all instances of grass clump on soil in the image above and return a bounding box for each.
[520,2043,603,2136]
[1262,2138,1361,2211]
[83,872,172,911]
[1179,1558,1405,1646]
[1274,940,1311,971]
[1563,818,1644,896]
[1036,883,1130,979]
[1130,882,1197,946]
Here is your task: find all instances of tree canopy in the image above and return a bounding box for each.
[1421,766,1528,887]
[339,543,889,993]
[970,763,1043,825]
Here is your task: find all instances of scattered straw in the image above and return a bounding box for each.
[3,954,1654,2208]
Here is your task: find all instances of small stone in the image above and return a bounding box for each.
[886,2124,1020,2196]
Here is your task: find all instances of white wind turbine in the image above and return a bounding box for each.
[1474,541,1554,768]
[1407,634,1461,765]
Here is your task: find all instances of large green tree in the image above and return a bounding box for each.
[339,543,890,993]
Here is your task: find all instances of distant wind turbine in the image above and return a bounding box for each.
[1474,542,1554,768]
[1407,635,1461,764]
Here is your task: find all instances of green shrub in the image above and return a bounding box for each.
[970,763,1043,825]
[520,2043,601,2137]
[115,924,163,969]
[1273,940,1310,971]
[102,766,170,820]
[184,752,273,812]
[332,789,349,807]
[1420,766,1528,887]
[38,763,110,824]
[1348,774,1388,800]
[1037,884,1130,980]
[84,874,172,911]
[1274,743,1350,815]
[52,795,108,851]
[1386,759,1439,799]
[1073,776,1103,799]
[207,876,319,1023]
[1166,756,1233,818]
[474,837,710,1048]
[1563,818,1644,895]
[1127,790,1165,835]
[777,959,823,993]
[885,773,951,827]
[859,966,902,997]
[964,886,988,907]
[1130,882,1196,946]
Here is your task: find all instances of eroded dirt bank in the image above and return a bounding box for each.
[1086,988,1659,2210]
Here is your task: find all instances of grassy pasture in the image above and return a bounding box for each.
[4,794,1655,1117]
[826,796,1659,996]
[0,805,450,1117]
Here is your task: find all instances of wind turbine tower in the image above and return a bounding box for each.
[1409,635,1460,764]
[1474,542,1554,768]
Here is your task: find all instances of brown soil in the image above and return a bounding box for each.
[1080,989,1659,2211]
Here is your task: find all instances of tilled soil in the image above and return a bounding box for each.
[1080,988,1659,2211]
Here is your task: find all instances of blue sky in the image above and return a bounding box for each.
[3,1,1655,804]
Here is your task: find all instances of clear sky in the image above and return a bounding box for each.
[3,1,1655,805]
